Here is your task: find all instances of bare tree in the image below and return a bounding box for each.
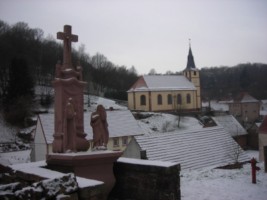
[148,68,157,75]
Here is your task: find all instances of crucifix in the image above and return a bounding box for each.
[57,25,78,69]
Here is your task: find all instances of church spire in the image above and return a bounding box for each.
[186,39,196,69]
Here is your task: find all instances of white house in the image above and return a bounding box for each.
[31,110,143,161]
[123,126,249,170]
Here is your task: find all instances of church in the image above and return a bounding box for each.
[127,44,201,112]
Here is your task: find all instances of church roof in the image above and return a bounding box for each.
[127,75,196,92]
[37,110,143,144]
[134,126,249,169]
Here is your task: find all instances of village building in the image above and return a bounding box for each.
[246,122,261,150]
[259,115,267,164]
[228,92,260,124]
[31,109,143,161]
[127,44,201,112]
[123,126,249,169]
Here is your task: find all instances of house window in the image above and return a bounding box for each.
[157,94,162,105]
[177,94,182,105]
[122,137,128,146]
[113,138,119,147]
[167,94,172,105]
[186,94,191,104]
[140,95,146,105]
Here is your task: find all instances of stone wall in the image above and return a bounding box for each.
[109,158,181,200]
[0,164,105,200]
[1,158,181,200]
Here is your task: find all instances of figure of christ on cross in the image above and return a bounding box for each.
[57,25,78,69]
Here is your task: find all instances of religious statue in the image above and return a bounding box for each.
[52,25,89,153]
[64,98,77,152]
[90,105,109,150]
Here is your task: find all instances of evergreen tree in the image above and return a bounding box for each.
[3,57,35,126]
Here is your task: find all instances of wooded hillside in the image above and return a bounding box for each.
[0,20,138,103]
[200,63,267,100]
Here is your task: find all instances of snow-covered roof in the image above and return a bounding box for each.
[228,92,259,103]
[128,75,196,92]
[134,126,249,169]
[212,115,247,136]
[38,110,143,144]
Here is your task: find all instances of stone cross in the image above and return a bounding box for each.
[57,25,78,69]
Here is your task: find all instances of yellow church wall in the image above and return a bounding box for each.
[128,90,201,111]
[128,92,134,110]
[150,91,173,111]
[134,92,150,111]
[128,90,200,112]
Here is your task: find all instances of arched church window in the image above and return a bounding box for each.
[140,95,146,105]
[177,94,182,105]
[186,94,191,104]
[167,94,172,105]
[157,94,162,105]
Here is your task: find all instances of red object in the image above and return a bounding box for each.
[250,158,260,184]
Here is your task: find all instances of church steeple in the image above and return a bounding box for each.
[183,40,201,110]
[186,39,196,69]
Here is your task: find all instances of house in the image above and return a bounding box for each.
[212,115,248,149]
[31,110,143,161]
[259,115,267,163]
[123,126,249,170]
[127,44,201,112]
[246,122,261,150]
[228,92,260,123]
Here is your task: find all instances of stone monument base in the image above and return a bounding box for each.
[46,151,122,198]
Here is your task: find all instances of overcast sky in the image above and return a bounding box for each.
[0,0,267,75]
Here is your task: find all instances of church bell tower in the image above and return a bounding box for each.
[183,40,201,110]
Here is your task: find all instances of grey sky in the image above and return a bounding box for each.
[0,0,267,74]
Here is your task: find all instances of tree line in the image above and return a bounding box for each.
[0,20,138,126]
[200,63,267,101]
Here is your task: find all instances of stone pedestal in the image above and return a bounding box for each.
[46,151,122,198]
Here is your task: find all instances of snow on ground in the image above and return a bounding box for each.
[202,100,229,112]
[1,95,267,199]
[181,151,267,200]
[10,161,103,188]
[137,113,203,134]
[84,94,127,111]
[0,150,31,166]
